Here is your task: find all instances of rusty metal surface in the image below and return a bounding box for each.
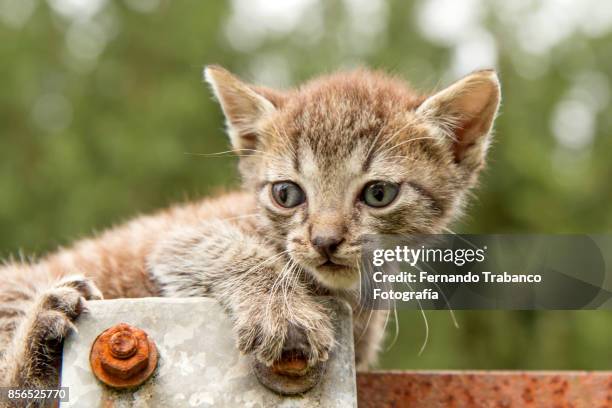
[357,371,612,408]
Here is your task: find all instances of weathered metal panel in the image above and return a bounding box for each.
[61,297,356,407]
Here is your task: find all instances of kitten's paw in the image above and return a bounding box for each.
[235,303,334,369]
[55,274,104,301]
[250,320,333,395]
[281,315,335,368]
[24,277,103,367]
[3,276,103,388]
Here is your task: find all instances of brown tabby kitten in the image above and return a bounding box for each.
[0,66,500,390]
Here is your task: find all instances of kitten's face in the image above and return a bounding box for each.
[206,67,500,290]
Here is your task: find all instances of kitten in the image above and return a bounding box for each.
[0,66,500,391]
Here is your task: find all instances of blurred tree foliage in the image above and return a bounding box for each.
[0,0,611,370]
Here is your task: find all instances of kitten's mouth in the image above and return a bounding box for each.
[318,260,348,271]
[297,256,357,289]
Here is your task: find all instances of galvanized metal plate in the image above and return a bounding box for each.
[61,297,356,407]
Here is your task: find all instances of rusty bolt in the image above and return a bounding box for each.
[109,330,137,358]
[271,351,309,377]
[90,323,158,389]
[252,352,326,396]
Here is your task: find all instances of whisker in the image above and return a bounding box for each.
[442,227,480,252]
[279,260,293,312]
[354,259,372,321]
[184,148,285,163]
[383,304,400,352]
[266,256,292,320]
[355,261,376,345]
[403,280,429,356]
[220,213,260,221]
[267,269,289,301]
[247,249,289,276]
[398,231,460,330]
[356,261,364,315]
[282,259,302,313]
[372,120,415,156]
[378,258,401,352]
[418,261,460,329]
[377,136,440,159]
[266,250,295,316]
[241,249,291,323]
[364,119,390,163]
[271,122,297,163]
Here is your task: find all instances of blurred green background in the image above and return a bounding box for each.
[1,0,611,369]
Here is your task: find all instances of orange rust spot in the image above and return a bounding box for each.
[271,353,309,377]
[522,386,535,403]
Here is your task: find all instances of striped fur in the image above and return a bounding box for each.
[0,67,500,394]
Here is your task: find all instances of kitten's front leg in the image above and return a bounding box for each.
[150,222,335,368]
[0,275,102,390]
[230,278,334,368]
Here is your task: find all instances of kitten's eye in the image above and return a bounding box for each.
[271,181,306,208]
[361,181,399,208]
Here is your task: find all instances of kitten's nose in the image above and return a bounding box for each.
[311,235,344,258]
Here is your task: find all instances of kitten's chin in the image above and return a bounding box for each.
[306,264,359,290]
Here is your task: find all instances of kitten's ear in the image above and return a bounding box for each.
[417,70,501,171]
[204,65,280,151]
